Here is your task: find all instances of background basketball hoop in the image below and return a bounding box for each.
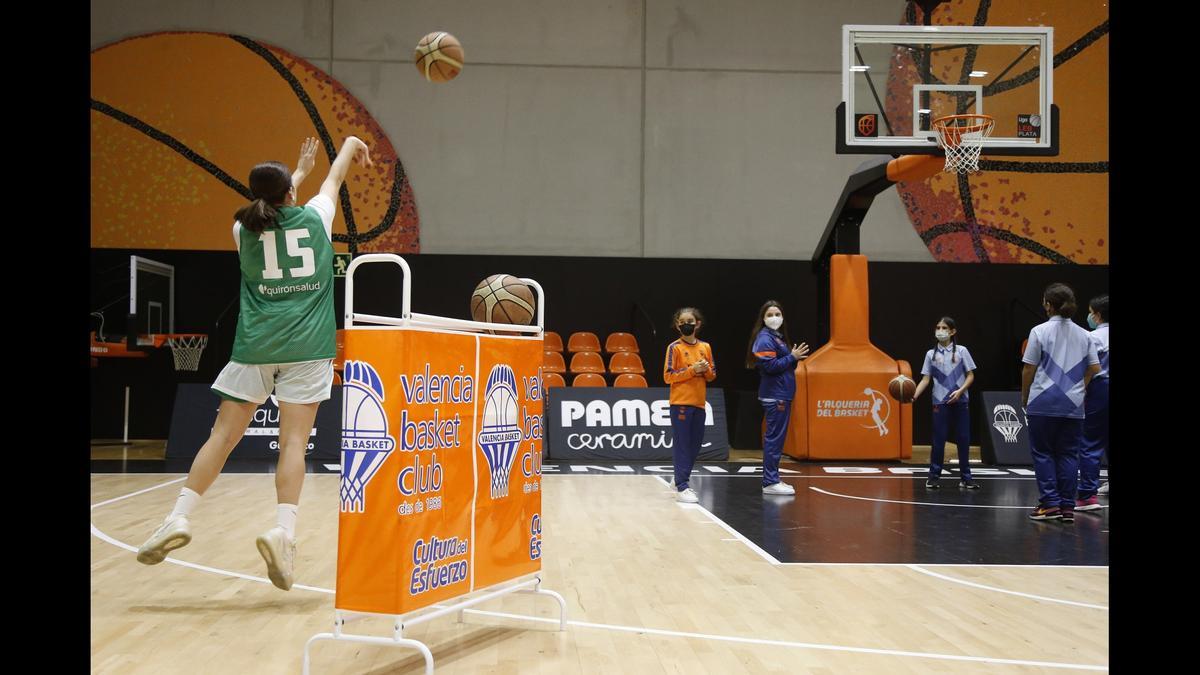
[166,334,209,371]
[932,114,995,174]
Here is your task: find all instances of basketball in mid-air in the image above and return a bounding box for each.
[471,275,536,329]
[414,31,464,83]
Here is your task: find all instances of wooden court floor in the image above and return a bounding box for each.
[91,472,1108,673]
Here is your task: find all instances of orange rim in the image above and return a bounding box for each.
[932,114,995,147]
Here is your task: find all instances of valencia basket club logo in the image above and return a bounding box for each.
[992,404,1024,443]
[341,360,396,513]
[478,364,523,499]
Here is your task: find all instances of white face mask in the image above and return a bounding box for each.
[765,316,783,330]
[935,330,951,342]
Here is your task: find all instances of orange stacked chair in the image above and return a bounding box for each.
[608,352,644,375]
[604,332,639,354]
[544,331,564,353]
[543,350,566,375]
[567,332,601,354]
[543,372,566,388]
[569,351,605,375]
[572,373,606,387]
[613,373,648,388]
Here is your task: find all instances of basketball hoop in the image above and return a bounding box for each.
[166,334,208,371]
[932,114,994,174]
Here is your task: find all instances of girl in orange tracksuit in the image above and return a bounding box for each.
[663,307,716,504]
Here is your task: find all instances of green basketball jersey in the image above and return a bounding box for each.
[231,197,335,364]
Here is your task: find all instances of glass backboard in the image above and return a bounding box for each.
[839,25,1056,156]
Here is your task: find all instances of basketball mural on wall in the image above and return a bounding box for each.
[91,32,419,255]
[890,1,1108,264]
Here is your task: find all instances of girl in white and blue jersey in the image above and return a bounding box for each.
[1021,283,1100,523]
[1077,294,1109,506]
[912,317,979,489]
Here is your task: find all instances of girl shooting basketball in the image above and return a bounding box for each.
[137,136,372,590]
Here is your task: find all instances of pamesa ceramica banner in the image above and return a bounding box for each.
[546,387,729,460]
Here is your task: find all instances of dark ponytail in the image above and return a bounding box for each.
[234,161,292,234]
[1043,283,1077,318]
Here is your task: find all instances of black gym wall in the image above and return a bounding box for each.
[90,248,1108,449]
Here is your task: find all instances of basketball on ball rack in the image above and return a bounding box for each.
[471,274,536,333]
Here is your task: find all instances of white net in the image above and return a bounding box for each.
[933,115,995,174]
[166,334,208,371]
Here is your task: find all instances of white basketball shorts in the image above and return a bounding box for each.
[211,359,334,405]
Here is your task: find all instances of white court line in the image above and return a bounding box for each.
[90,477,334,594]
[90,476,1108,671]
[89,522,335,595]
[906,565,1108,610]
[778,562,1109,569]
[91,470,1046,481]
[459,608,1107,671]
[645,474,1040,480]
[809,486,1109,510]
[91,476,186,509]
[657,475,1104,564]
[656,475,783,565]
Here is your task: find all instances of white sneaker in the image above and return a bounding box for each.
[676,488,699,504]
[762,482,796,495]
[137,515,192,565]
[256,527,296,591]
[1097,481,1109,495]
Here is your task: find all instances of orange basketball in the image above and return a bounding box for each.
[414,32,465,83]
[888,374,916,404]
[471,274,536,327]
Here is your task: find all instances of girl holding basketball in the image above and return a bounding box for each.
[663,307,716,503]
[745,301,809,496]
[1021,283,1100,523]
[138,135,372,590]
[912,317,980,490]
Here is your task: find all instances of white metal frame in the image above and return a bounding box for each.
[129,255,175,335]
[842,24,1053,150]
[303,574,566,675]
[146,301,163,335]
[912,84,983,138]
[305,254,563,673]
[344,254,545,336]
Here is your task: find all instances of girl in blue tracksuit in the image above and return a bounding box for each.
[745,300,809,495]
[1077,294,1109,508]
[912,317,980,490]
[1021,283,1100,523]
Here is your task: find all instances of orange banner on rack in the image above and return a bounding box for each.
[335,328,544,615]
